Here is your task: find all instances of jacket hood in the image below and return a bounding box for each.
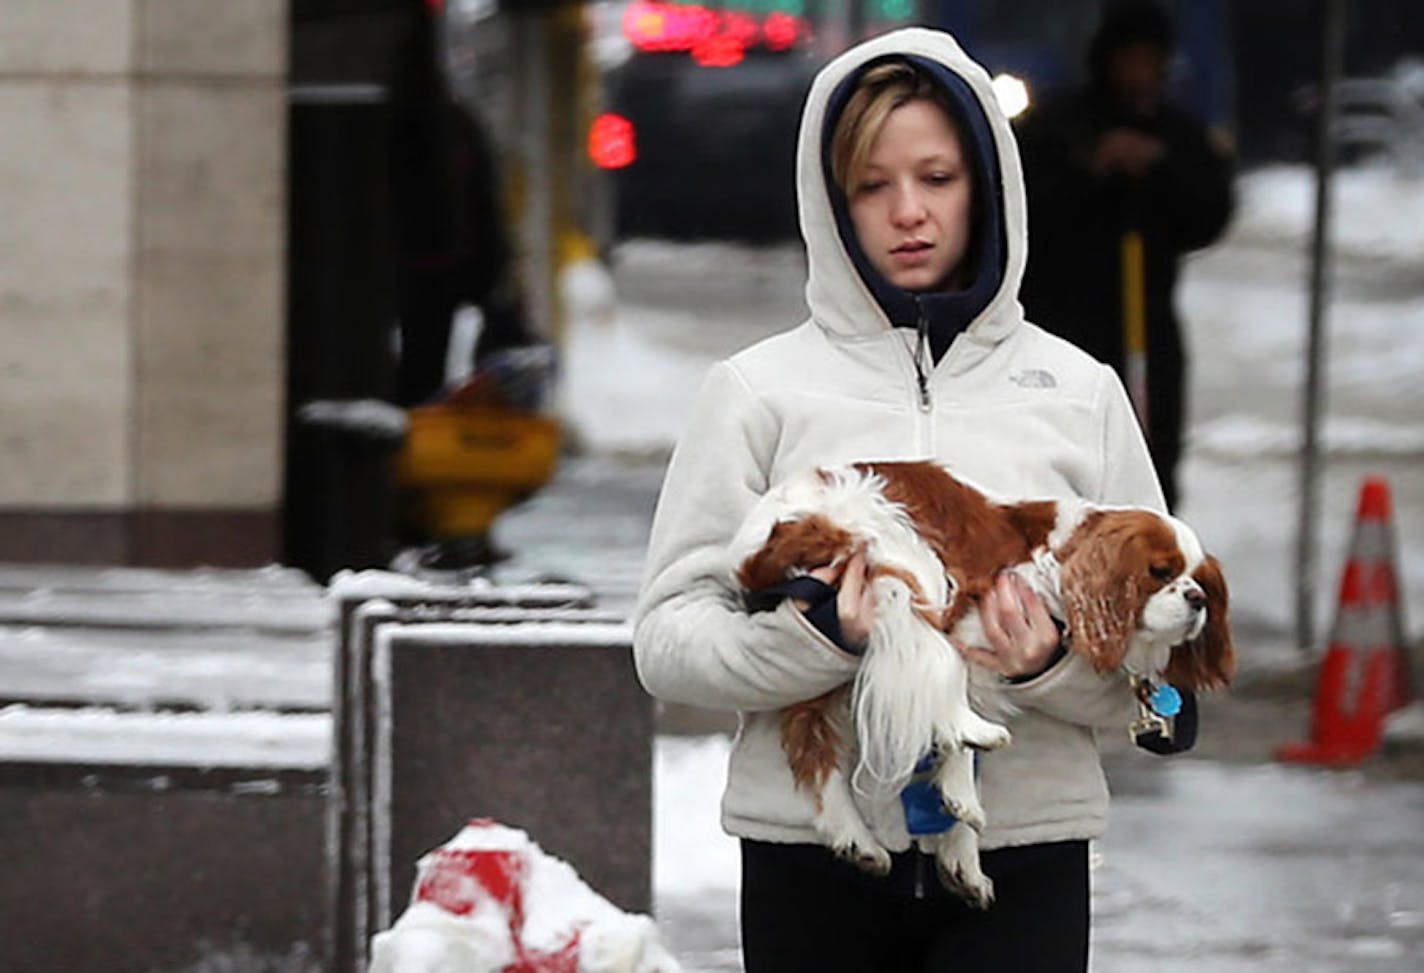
[797,28,1028,355]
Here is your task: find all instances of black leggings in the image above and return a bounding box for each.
[740,839,1089,973]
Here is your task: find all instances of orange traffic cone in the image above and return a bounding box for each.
[1277,477,1413,766]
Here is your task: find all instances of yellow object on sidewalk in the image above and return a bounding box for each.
[396,405,561,539]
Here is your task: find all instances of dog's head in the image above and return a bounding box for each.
[1056,509,1235,690]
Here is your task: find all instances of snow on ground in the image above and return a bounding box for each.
[560,307,714,457]
[0,705,329,767]
[558,241,809,456]
[653,736,739,898]
[1229,163,1424,272]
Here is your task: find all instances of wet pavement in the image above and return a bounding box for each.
[1091,758,1424,971]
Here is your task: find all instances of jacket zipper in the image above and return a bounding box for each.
[912,298,932,414]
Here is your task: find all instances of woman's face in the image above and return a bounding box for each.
[847,98,974,294]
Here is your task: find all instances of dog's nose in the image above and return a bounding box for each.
[1184,587,1207,611]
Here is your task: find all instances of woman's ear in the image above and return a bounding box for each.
[1164,555,1236,690]
[1058,515,1139,673]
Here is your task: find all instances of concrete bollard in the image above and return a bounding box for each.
[326,573,650,973]
[0,707,329,973]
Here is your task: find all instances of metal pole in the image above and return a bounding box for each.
[848,0,865,41]
[512,8,556,347]
[1296,0,1347,653]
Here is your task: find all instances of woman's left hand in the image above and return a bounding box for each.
[957,573,1061,680]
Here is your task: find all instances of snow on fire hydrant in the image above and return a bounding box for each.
[370,819,681,973]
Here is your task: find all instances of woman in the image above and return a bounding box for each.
[634,28,1164,972]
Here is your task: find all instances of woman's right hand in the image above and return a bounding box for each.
[796,549,877,650]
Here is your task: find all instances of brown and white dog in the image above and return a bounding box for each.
[731,461,1234,907]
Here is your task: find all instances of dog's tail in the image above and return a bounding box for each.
[851,576,971,799]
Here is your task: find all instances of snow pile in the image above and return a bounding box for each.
[329,569,591,608]
[561,257,619,333]
[370,819,681,973]
[1384,700,1424,749]
[555,242,809,456]
[1192,414,1424,458]
[0,705,329,768]
[1230,164,1424,266]
[558,306,711,456]
[296,399,409,441]
[653,735,738,897]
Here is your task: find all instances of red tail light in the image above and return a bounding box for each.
[588,113,637,170]
[763,12,803,52]
[624,2,717,53]
[692,35,745,68]
[624,2,806,61]
[721,12,761,48]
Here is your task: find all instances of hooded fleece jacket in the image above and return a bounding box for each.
[633,28,1167,853]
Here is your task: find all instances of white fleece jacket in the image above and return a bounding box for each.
[633,28,1167,852]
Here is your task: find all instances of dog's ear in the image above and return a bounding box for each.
[1058,514,1139,673]
[1165,554,1236,690]
[736,515,853,591]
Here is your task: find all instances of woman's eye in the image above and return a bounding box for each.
[856,180,886,195]
[926,171,957,186]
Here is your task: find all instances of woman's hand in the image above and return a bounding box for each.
[958,573,1061,680]
[795,549,877,650]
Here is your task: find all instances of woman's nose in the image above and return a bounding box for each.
[890,186,927,226]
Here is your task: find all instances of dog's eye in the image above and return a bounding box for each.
[1149,564,1174,582]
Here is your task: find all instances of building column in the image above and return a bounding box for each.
[0,1,288,567]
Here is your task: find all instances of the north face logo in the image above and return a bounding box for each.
[1010,369,1057,388]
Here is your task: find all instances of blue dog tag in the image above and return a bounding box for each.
[1149,683,1183,718]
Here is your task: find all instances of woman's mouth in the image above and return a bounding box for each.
[890,241,933,264]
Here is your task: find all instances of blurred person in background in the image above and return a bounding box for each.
[390,0,535,406]
[1015,0,1234,510]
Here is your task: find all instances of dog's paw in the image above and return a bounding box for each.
[932,824,995,909]
[960,716,1011,752]
[941,791,986,832]
[833,837,892,876]
[814,768,890,875]
[937,855,995,910]
[931,750,985,831]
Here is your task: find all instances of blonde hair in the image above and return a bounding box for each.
[830,61,960,194]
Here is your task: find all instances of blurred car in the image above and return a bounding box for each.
[602,3,824,241]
